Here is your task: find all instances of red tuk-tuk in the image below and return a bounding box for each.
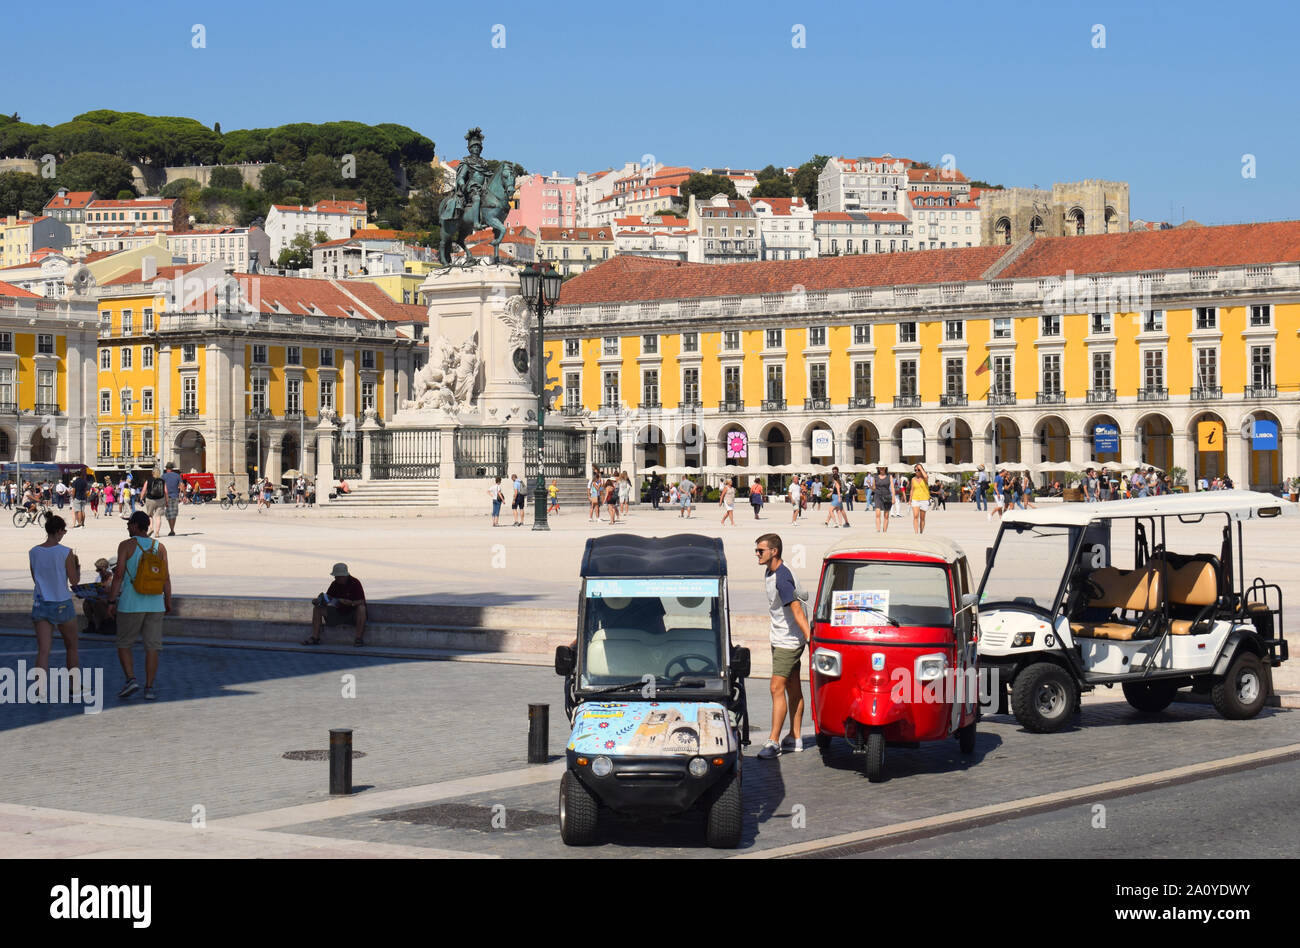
[810,536,981,782]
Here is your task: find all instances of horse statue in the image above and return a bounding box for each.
[438,163,518,266]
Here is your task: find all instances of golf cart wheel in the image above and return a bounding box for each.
[864,731,885,783]
[558,771,599,846]
[705,770,742,849]
[1122,680,1179,713]
[957,720,977,754]
[1211,651,1268,720]
[1011,662,1077,733]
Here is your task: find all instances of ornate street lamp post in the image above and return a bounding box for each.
[520,262,564,531]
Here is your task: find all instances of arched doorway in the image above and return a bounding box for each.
[849,421,879,465]
[636,424,666,468]
[1029,215,1044,236]
[30,429,55,462]
[175,429,207,473]
[1104,206,1118,233]
[939,417,972,464]
[679,423,704,469]
[718,423,750,468]
[281,432,299,474]
[1035,415,1070,464]
[1190,412,1226,485]
[990,417,1021,466]
[804,421,834,467]
[1243,411,1281,491]
[893,419,925,463]
[1085,415,1121,466]
[1136,414,1173,472]
[762,423,790,466]
[1068,207,1085,235]
[995,217,1012,245]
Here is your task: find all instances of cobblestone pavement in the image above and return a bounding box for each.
[6,637,1293,856]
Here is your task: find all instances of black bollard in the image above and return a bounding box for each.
[527,703,549,763]
[329,728,353,795]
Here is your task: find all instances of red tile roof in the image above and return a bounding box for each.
[44,190,95,210]
[86,199,175,210]
[0,280,41,299]
[559,246,1006,304]
[908,168,969,184]
[751,198,808,215]
[102,263,207,286]
[814,211,910,222]
[996,221,1300,279]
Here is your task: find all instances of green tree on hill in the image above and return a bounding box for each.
[209,166,245,189]
[0,172,55,216]
[680,173,739,205]
[55,152,136,197]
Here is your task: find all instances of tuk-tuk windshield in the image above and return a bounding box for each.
[581,578,724,688]
[980,523,1075,613]
[815,561,953,628]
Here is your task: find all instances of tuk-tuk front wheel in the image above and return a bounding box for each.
[1011,662,1078,733]
[1211,650,1268,720]
[864,732,885,783]
[705,771,742,849]
[957,720,977,754]
[559,771,599,846]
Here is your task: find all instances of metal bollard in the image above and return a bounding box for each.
[329,728,353,795]
[527,703,549,763]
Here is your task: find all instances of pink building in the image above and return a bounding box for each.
[507,173,576,232]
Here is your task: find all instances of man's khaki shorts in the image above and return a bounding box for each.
[771,644,805,680]
[145,498,165,516]
[115,611,164,651]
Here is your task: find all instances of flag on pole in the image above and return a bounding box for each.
[975,354,991,376]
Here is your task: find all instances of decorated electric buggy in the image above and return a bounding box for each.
[553,535,751,848]
[978,490,1292,732]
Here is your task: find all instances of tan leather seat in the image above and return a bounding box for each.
[1155,557,1218,635]
[1071,565,1161,639]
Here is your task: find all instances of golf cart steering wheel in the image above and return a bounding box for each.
[666,654,718,678]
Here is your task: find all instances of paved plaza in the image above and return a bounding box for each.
[2,496,1299,856]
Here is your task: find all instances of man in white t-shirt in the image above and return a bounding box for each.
[755,533,811,759]
[788,476,801,523]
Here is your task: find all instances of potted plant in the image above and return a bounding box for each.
[1169,466,1188,494]
[1287,476,1299,503]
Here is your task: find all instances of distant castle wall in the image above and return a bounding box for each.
[980,179,1130,245]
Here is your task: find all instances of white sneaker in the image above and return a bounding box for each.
[781,736,803,752]
[756,740,781,759]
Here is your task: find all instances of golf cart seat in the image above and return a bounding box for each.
[1149,552,1220,635]
[585,628,654,678]
[1070,565,1161,640]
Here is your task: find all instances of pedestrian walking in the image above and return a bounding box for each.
[603,478,619,525]
[103,480,115,516]
[69,470,89,528]
[488,476,504,526]
[678,476,695,519]
[54,479,68,509]
[749,478,764,520]
[161,462,183,535]
[872,465,892,533]
[144,468,167,535]
[788,476,801,524]
[824,475,843,528]
[720,477,737,526]
[547,479,560,515]
[974,464,988,511]
[618,472,631,517]
[910,463,930,534]
[107,511,171,701]
[29,513,81,702]
[990,469,1006,521]
[588,473,601,522]
[89,482,100,518]
[754,533,810,759]
[511,473,526,526]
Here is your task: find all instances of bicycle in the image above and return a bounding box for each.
[12,504,50,528]
[220,494,249,511]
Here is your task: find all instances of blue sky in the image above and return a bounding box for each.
[5,0,1292,224]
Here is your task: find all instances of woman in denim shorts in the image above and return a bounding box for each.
[29,514,81,698]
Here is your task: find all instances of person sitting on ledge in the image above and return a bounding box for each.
[302,562,367,647]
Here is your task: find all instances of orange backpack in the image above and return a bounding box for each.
[131,539,168,596]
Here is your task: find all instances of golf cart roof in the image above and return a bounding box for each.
[1001,489,1297,527]
[825,534,967,564]
[580,534,727,578]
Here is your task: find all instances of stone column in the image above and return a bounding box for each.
[1230,428,1249,488]
[1172,430,1192,490]
[267,437,283,483]
[314,417,335,504]
[360,411,381,481]
[506,424,527,481]
[883,431,900,465]
[1019,433,1036,468]
[396,355,411,411]
[1071,434,1092,469]
[157,345,172,467]
[382,360,395,420]
[342,350,356,424]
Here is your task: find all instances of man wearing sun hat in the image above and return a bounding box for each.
[302,562,368,647]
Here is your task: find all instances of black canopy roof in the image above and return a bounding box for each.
[580,534,727,579]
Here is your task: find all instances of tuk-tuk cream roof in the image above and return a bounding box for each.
[825,534,967,564]
[1001,489,1297,527]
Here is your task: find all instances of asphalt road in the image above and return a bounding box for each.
[846,757,1300,858]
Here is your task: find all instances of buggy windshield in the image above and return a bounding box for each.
[815,561,953,628]
[581,578,724,688]
[980,523,1077,613]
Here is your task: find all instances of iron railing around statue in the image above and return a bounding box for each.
[592,430,622,469]
[333,430,361,481]
[525,429,587,481]
[453,427,508,479]
[370,429,442,479]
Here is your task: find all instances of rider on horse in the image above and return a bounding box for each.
[452,127,491,231]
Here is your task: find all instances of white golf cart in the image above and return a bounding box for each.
[978,490,1292,732]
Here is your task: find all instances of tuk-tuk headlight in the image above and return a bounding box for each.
[916,653,948,682]
[688,757,709,777]
[1011,632,1036,648]
[591,756,613,777]
[812,648,842,679]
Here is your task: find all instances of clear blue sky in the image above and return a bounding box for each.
[5,0,1293,224]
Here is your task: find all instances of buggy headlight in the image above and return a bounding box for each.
[1011,632,1036,648]
[812,648,841,678]
[916,653,948,681]
[688,757,709,777]
[591,756,613,777]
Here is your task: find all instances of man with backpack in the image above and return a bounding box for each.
[144,468,168,536]
[161,462,184,536]
[107,511,171,701]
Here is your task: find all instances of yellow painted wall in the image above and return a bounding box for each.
[622,336,640,409]
[1062,313,1088,396]
[1220,305,1246,393]
[917,320,941,401]
[875,323,896,400]
[828,326,852,401]
[785,328,806,403]
[700,332,721,403]
[742,331,763,404]
[1167,308,1192,396]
